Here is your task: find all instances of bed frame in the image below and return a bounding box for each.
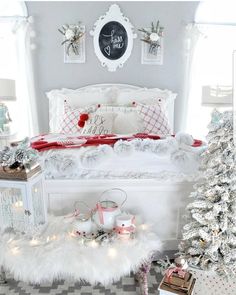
[46,84,193,254]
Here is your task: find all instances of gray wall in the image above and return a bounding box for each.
[26,1,199,133]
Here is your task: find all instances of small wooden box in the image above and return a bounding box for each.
[0,162,41,181]
[158,274,196,295]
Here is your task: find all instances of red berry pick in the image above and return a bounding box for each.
[78,120,85,128]
[80,113,89,121]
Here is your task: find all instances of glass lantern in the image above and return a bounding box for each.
[0,172,47,233]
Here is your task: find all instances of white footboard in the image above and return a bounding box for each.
[45,179,194,252]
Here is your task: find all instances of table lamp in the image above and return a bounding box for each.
[0,79,16,133]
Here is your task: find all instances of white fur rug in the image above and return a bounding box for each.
[0,216,162,286]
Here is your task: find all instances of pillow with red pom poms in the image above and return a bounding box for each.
[60,101,96,134]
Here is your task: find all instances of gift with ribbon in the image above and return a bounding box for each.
[159,257,195,294]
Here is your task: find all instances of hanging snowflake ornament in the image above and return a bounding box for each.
[139,21,164,55]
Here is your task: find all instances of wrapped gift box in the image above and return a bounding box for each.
[159,273,196,295]
[164,272,193,289]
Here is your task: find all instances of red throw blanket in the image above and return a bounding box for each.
[31,133,203,152]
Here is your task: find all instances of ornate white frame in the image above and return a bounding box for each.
[90,4,137,72]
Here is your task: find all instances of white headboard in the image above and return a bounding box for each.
[46,83,177,133]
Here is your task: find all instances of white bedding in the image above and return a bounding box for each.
[39,135,205,182]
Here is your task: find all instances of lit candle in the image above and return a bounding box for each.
[68,231,76,238]
[7,238,13,244]
[140,224,148,231]
[14,201,23,208]
[108,247,117,258]
[11,246,19,255]
[30,239,39,246]
[89,240,98,248]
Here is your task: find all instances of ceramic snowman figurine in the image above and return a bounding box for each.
[115,213,135,239]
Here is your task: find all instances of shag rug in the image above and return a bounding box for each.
[0,216,162,286]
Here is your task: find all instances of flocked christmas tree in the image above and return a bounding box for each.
[179,109,236,275]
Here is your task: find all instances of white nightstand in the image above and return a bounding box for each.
[0,132,17,149]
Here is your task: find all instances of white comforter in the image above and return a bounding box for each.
[38,133,205,182]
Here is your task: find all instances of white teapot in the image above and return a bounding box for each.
[92,188,127,230]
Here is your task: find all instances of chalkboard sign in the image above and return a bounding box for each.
[90,4,137,71]
[99,21,128,60]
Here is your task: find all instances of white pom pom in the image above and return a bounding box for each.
[140,139,155,152]
[171,150,198,172]
[81,150,102,168]
[30,30,36,38]
[153,137,178,156]
[114,140,134,157]
[28,16,34,24]
[81,146,112,168]
[30,43,37,50]
[98,144,113,157]
[175,132,194,146]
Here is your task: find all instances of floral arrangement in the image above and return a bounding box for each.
[0,138,38,169]
[58,23,85,56]
[139,21,164,55]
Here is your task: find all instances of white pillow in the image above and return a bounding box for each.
[97,106,144,134]
[113,111,144,134]
[81,112,115,135]
[49,89,113,108]
[46,87,117,132]
[117,88,176,106]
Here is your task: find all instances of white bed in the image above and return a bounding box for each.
[41,83,201,252]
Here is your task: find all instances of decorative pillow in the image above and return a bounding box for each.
[46,87,118,133]
[113,111,144,134]
[81,112,114,135]
[136,103,171,135]
[97,105,144,134]
[60,102,96,134]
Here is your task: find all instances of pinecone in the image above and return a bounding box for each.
[2,150,14,166]
[14,149,26,164]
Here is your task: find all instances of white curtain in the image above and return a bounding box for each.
[0,1,39,139]
[183,24,236,139]
[14,19,39,138]
[180,24,202,131]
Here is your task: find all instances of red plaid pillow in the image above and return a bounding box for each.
[136,103,171,135]
[60,101,96,134]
